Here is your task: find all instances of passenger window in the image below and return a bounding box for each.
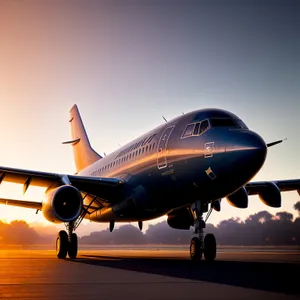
[182,124,195,138]
[193,122,200,135]
[199,120,209,134]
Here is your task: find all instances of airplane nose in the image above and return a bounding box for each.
[226,130,267,176]
[228,131,266,151]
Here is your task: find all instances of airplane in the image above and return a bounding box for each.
[0,104,299,261]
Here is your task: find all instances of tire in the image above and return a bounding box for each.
[68,233,78,259]
[56,230,68,259]
[190,237,202,261]
[204,233,216,261]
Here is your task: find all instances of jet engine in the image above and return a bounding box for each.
[258,182,281,207]
[211,199,221,211]
[167,207,194,230]
[226,186,248,208]
[42,185,83,223]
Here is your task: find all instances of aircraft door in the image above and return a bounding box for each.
[157,126,175,169]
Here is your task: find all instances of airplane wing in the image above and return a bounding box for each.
[245,179,300,195]
[0,166,125,208]
[0,198,42,210]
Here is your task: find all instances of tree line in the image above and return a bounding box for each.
[1,201,300,246]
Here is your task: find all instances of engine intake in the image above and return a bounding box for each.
[42,185,83,223]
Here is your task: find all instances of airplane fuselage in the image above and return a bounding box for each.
[80,108,267,223]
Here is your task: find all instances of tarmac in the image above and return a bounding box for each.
[0,246,299,300]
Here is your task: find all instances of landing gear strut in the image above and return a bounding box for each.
[56,221,78,259]
[190,200,216,262]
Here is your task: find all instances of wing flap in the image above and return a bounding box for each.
[0,198,42,210]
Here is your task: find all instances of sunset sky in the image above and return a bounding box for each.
[0,0,299,235]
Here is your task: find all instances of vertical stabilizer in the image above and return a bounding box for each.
[63,105,102,172]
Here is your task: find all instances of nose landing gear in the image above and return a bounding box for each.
[190,200,216,262]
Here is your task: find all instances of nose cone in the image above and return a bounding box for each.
[226,130,267,180]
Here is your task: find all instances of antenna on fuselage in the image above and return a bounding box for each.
[162,116,168,122]
[103,152,107,156]
[117,143,122,148]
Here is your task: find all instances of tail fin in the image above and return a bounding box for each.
[63,104,102,172]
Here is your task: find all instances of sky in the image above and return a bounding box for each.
[0,0,299,235]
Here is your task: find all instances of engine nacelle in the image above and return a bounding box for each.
[258,182,281,207]
[226,186,248,208]
[167,207,194,230]
[211,199,221,212]
[42,185,83,223]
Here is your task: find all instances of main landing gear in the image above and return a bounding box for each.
[56,221,78,259]
[190,200,216,262]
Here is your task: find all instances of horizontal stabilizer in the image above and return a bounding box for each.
[62,138,81,145]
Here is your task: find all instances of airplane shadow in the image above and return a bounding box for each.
[68,254,299,296]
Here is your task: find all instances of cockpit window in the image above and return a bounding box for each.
[193,122,200,135]
[234,119,248,129]
[181,119,210,139]
[182,123,195,138]
[210,118,237,127]
[199,120,209,134]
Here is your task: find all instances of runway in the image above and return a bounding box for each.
[0,247,299,300]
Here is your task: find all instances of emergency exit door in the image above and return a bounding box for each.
[157,126,174,169]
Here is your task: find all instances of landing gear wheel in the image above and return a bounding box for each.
[204,233,216,261]
[68,233,78,259]
[190,237,203,261]
[56,230,68,259]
